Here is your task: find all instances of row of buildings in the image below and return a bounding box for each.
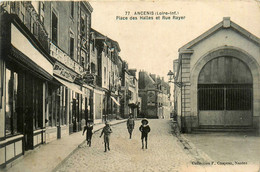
[0,1,142,168]
[0,1,171,168]
[170,17,260,133]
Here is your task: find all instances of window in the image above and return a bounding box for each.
[112,72,114,85]
[104,67,107,85]
[86,14,90,48]
[39,1,45,23]
[70,2,74,18]
[80,16,85,36]
[5,68,19,136]
[69,33,74,59]
[52,11,58,45]
[92,39,95,52]
[91,63,96,74]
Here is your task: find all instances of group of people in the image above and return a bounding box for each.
[82,114,151,152]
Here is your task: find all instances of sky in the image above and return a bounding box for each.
[89,0,260,79]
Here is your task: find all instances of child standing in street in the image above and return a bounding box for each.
[139,118,151,149]
[127,114,135,139]
[100,121,113,152]
[82,121,93,147]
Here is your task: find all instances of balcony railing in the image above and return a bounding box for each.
[50,42,83,74]
[2,1,49,51]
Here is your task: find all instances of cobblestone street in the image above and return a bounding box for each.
[56,119,194,172]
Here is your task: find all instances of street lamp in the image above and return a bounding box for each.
[167,70,182,87]
[167,70,184,132]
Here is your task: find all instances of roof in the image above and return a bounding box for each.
[179,17,260,53]
[91,28,121,52]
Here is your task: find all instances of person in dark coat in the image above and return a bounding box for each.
[100,121,113,152]
[139,118,151,149]
[127,114,135,139]
[83,121,93,147]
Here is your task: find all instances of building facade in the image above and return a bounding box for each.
[138,71,171,118]
[173,17,260,133]
[90,29,121,122]
[0,1,93,167]
[43,1,93,142]
[0,1,54,167]
[121,68,139,118]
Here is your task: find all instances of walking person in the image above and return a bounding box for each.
[127,114,135,139]
[139,118,151,149]
[82,120,93,147]
[100,121,112,152]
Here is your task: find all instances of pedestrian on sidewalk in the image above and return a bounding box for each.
[100,121,113,152]
[82,120,94,147]
[139,118,151,149]
[127,114,135,139]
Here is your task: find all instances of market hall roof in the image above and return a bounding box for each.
[179,17,260,54]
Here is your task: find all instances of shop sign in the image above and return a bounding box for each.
[54,63,76,82]
[50,42,83,74]
[83,73,95,83]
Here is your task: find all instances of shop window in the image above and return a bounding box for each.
[52,11,58,45]
[64,88,68,124]
[48,86,58,127]
[5,68,22,136]
[56,88,60,126]
[57,86,67,125]
[34,79,43,129]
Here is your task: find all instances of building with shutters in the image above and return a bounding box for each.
[0,1,93,167]
[90,29,121,122]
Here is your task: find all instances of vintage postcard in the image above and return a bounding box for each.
[0,0,259,171]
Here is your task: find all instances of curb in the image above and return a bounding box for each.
[170,121,213,163]
[52,120,127,172]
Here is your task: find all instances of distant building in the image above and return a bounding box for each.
[138,71,171,118]
[90,29,121,121]
[173,17,260,133]
[121,68,139,118]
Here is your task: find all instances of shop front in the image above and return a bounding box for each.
[0,16,53,167]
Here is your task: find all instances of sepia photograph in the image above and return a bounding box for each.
[0,0,259,171]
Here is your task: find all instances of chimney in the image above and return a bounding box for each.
[223,17,231,28]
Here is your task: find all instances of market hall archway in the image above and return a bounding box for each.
[198,56,253,127]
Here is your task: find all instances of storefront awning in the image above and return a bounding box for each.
[54,76,85,95]
[111,96,120,106]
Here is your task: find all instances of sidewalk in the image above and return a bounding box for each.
[4,119,127,172]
